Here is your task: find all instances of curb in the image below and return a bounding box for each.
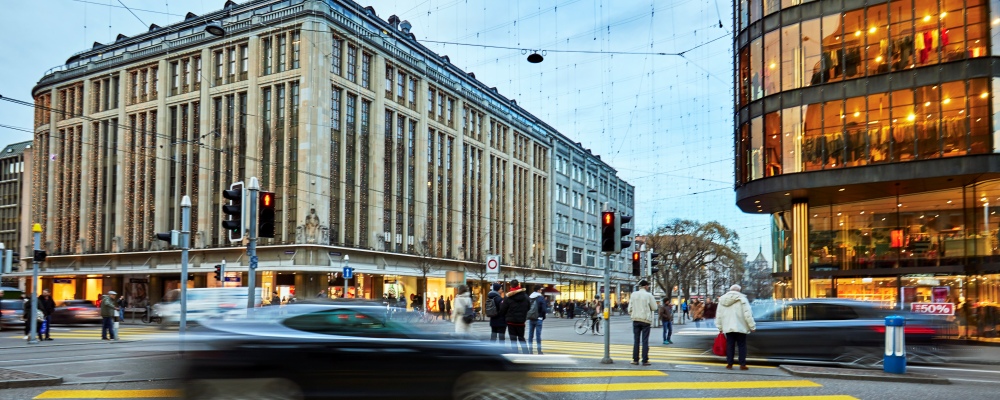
[779,365,950,385]
[0,376,63,389]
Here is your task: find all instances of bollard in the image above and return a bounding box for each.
[884,315,906,374]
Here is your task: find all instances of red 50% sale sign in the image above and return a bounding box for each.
[910,302,955,315]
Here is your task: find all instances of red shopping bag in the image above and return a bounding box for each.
[712,332,727,356]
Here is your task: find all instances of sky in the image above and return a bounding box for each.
[0,0,772,261]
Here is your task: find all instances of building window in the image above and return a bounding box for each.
[556,244,568,263]
[347,45,357,82]
[291,31,300,69]
[331,38,342,76]
[385,64,394,98]
[361,52,371,89]
[277,34,287,73]
[572,247,583,265]
[408,78,416,107]
[262,37,273,75]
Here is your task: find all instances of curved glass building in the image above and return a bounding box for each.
[734,0,1000,309]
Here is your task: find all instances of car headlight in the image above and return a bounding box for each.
[501,353,576,365]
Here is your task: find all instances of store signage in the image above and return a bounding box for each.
[285,250,295,255]
[911,302,955,315]
[224,277,241,282]
[446,271,465,288]
[53,279,73,284]
[485,255,501,280]
[328,251,342,256]
[129,279,149,283]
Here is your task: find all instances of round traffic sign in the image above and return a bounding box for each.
[487,259,498,271]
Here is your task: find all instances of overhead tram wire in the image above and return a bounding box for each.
[1,96,549,234]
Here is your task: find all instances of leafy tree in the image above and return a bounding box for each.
[643,219,742,303]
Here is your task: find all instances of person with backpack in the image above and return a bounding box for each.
[486,283,506,343]
[451,285,473,334]
[498,279,530,354]
[658,299,673,345]
[526,285,548,354]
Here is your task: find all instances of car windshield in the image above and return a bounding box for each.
[1,300,22,310]
[752,300,862,321]
[61,300,96,307]
[280,307,418,338]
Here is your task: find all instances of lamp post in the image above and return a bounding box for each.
[28,223,42,344]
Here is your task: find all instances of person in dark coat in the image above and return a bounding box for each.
[498,279,530,354]
[22,296,41,340]
[438,296,447,320]
[38,290,56,340]
[487,283,506,343]
[567,301,576,319]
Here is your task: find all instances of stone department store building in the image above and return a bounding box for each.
[24,0,635,306]
[734,0,1000,310]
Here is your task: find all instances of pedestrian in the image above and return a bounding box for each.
[22,295,42,340]
[96,293,103,307]
[716,284,756,370]
[681,298,689,320]
[527,285,547,354]
[589,297,602,334]
[38,289,56,341]
[691,299,705,328]
[627,280,657,366]
[658,299,673,345]
[704,298,718,326]
[100,291,118,341]
[567,301,575,319]
[438,295,446,320]
[498,279,530,354]
[117,294,127,323]
[451,285,473,334]
[445,295,453,318]
[487,283,506,344]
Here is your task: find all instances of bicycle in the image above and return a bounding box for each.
[574,315,604,335]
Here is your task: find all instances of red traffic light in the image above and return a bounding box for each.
[602,211,614,227]
[632,251,640,261]
[262,192,273,207]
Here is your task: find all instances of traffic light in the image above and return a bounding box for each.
[631,251,641,276]
[258,191,276,238]
[222,182,245,242]
[213,264,223,281]
[650,252,660,275]
[11,252,18,271]
[617,214,633,251]
[155,230,180,247]
[601,211,616,253]
[34,250,47,263]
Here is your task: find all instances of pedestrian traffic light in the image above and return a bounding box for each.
[213,264,223,281]
[258,191,276,238]
[617,214,633,251]
[601,211,616,253]
[650,252,660,274]
[34,250,47,263]
[631,251,641,276]
[155,230,180,247]
[11,251,18,271]
[222,182,244,242]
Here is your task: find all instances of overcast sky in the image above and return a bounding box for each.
[0,0,772,261]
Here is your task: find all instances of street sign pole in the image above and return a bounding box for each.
[343,255,351,298]
[28,224,42,345]
[247,177,259,312]
[180,196,191,334]
[602,252,612,364]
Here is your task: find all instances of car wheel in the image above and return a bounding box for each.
[834,346,882,368]
[184,378,303,400]
[453,371,541,400]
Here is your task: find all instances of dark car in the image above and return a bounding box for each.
[180,301,548,400]
[50,300,102,325]
[747,299,942,365]
[0,299,24,326]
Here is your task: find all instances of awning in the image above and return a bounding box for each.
[541,286,561,295]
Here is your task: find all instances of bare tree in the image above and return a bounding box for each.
[644,219,742,304]
[415,239,443,309]
[742,256,774,301]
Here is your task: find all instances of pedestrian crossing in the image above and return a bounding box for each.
[6,325,165,340]
[540,340,752,368]
[30,372,859,399]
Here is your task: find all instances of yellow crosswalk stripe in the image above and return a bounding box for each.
[529,370,667,378]
[34,389,180,399]
[640,396,858,400]
[532,380,822,392]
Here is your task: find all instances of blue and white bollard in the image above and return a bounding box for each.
[884,315,906,374]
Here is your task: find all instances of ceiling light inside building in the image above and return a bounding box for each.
[907,114,916,121]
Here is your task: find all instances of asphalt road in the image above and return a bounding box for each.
[2,316,1000,399]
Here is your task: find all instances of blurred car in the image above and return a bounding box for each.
[0,299,24,326]
[181,301,547,400]
[50,300,102,325]
[684,298,943,365]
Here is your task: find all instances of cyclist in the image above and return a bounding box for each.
[589,296,602,334]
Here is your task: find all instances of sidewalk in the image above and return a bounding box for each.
[0,368,62,389]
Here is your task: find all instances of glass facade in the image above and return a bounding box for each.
[740,1,1000,311]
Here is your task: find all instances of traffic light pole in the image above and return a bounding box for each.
[28,224,42,345]
[247,177,259,311]
[602,253,612,364]
[180,196,191,334]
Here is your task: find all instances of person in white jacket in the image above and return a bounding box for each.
[451,285,473,334]
[715,284,756,370]
[627,280,657,366]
